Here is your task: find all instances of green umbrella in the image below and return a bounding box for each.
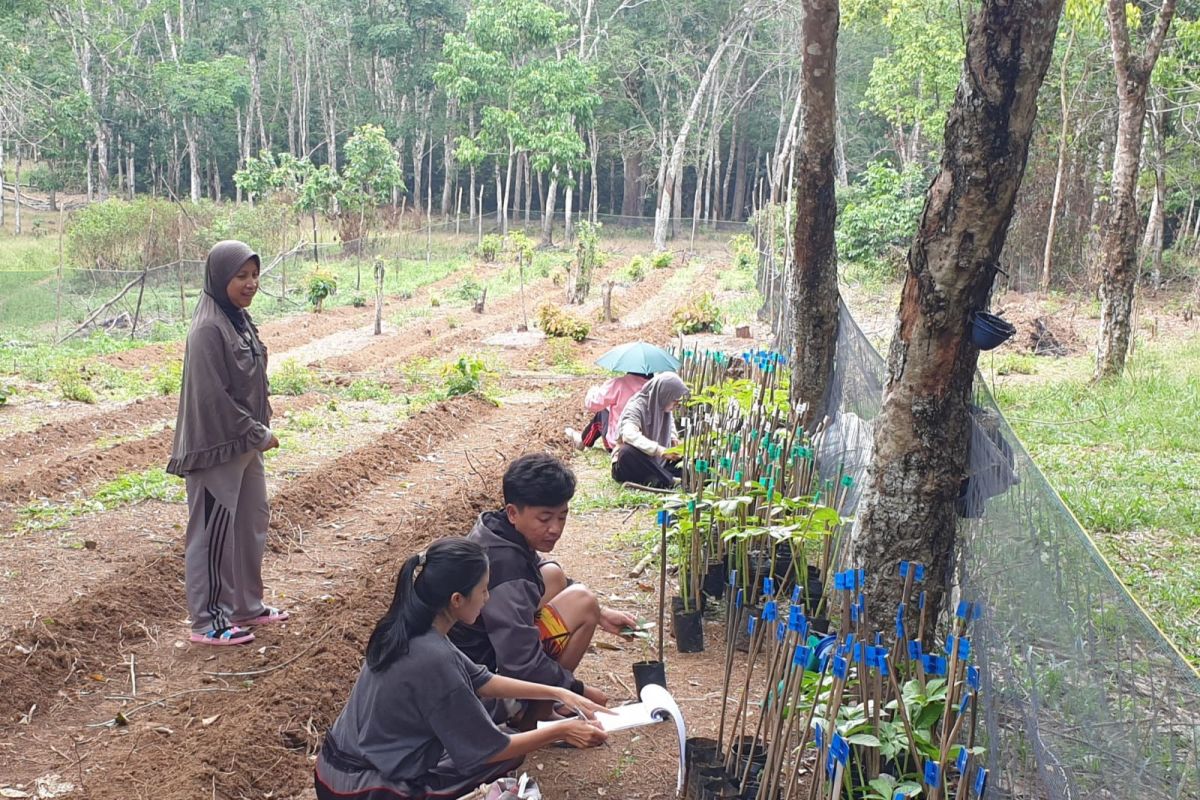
[595,341,681,375]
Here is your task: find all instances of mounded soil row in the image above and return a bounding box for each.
[0,255,723,797]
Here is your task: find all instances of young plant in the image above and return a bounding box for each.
[307,270,338,312]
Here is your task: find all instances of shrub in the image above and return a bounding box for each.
[671,292,722,334]
[730,234,757,273]
[442,355,490,397]
[537,304,591,342]
[55,368,97,404]
[479,234,503,263]
[307,270,338,312]
[153,362,183,396]
[271,359,315,396]
[623,255,648,283]
[345,378,392,401]
[836,161,927,275]
[453,277,485,303]
[350,293,367,308]
[0,383,11,406]
[651,251,673,270]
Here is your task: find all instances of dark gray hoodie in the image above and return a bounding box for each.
[450,511,584,694]
[166,240,272,476]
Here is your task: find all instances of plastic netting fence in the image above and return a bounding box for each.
[759,261,1200,799]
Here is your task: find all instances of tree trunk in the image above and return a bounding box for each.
[621,152,642,217]
[1142,98,1167,290]
[789,0,841,427]
[731,136,749,222]
[1094,0,1177,380]
[653,26,743,250]
[565,168,574,243]
[524,155,533,225]
[14,149,22,235]
[1040,29,1074,294]
[0,139,5,230]
[185,118,200,202]
[852,0,1065,627]
[542,170,559,245]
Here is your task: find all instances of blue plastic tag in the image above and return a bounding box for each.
[833,656,848,681]
[735,588,744,610]
[747,615,756,634]
[763,577,775,597]
[813,722,824,750]
[899,560,910,578]
[918,591,926,610]
[763,600,778,623]
[794,645,811,667]
[945,634,957,655]
[974,767,988,797]
[968,665,981,692]
[924,760,942,787]
[831,734,849,765]
[956,746,968,772]
[729,569,738,588]
[908,640,922,660]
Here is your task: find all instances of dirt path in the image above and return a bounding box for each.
[0,254,728,799]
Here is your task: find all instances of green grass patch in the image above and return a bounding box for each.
[995,339,1200,664]
[989,352,1038,376]
[344,378,393,402]
[18,467,185,533]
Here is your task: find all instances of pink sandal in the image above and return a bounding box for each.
[190,625,255,646]
[240,606,290,626]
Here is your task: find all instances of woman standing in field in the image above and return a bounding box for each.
[315,537,609,800]
[610,373,689,489]
[167,240,288,646]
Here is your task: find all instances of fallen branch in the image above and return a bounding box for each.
[202,626,335,678]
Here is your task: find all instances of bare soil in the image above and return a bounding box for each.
[0,250,749,800]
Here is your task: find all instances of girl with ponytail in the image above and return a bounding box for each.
[316,537,609,800]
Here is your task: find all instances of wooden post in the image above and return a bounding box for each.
[56,206,65,340]
[373,258,385,335]
[603,281,615,322]
[176,228,187,322]
[130,269,147,338]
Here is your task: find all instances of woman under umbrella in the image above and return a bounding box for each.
[610,373,689,489]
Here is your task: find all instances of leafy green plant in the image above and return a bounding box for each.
[55,367,97,404]
[350,293,367,308]
[623,255,648,282]
[442,355,491,397]
[0,383,11,406]
[671,292,722,334]
[537,304,590,342]
[271,359,315,396]
[153,362,183,396]
[567,220,602,303]
[19,468,185,532]
[453,277,485,303]
[345,378,392,402]
[651,250,673,270]
[730,233,757,273]
[479,234,503,263]
[836,161,927,275]
[307,270,338,312]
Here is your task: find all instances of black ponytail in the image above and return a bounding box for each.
[365,537,489,672]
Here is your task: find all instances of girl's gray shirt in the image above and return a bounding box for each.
[324,630,511,782]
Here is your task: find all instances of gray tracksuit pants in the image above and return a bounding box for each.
[184,450,269,633]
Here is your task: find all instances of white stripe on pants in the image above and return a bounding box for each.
[184,450,269,633]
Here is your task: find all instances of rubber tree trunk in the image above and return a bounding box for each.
[788,0,841,428]
[1094,0,1177,380]
[851,0,1065,627]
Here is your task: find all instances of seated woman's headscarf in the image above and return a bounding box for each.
[617,373,690,450]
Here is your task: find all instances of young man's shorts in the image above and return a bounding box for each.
[535,605,571,659]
